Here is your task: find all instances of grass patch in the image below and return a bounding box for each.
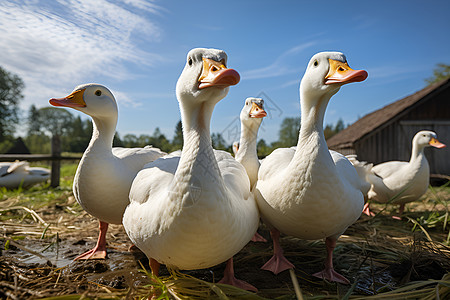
[0,171,449,299]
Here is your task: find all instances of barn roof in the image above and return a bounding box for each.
[327,78,450,149]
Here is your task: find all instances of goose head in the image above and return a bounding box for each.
[300,52,368,104]
[176,48,240,108]
[49,83,118,121]
[240,97,267,129]
[413,130,446,150]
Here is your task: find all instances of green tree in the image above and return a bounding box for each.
[151,128,171,152]
[25,134,51,153]
[38,107,74,137]
[123,134,138,147]
[68,116,92,153]
[27,104,41,135]
[113,132,124,147]
[324,118,346,140]
[172,120,183,150]
[211,133,227,150]
[323,124,334,140]
[0,66,24,141]
[334,118,345,132]
[138,134,152,147]
[425,63,450,85]
[277,117,300,147]
[257,139,271,158]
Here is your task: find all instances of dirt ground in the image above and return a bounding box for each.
[1,189,450,299]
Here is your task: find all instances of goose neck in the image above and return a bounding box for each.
[296,93,330,148]
[177,101,222,182]
[236,121,259,161]
[410,142,425,164]
[86,116,117,154]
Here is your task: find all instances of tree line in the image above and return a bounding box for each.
[1,64,448,157]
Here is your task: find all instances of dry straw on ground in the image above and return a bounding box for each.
[1,184,449,299]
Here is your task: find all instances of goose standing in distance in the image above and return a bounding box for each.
[255,52,368,284]
[49,84,165,260]
[123,48,259,290]
[219,97,268,290]
[0,161,50,189]
[365,130,445,217]
[235,97,267,189]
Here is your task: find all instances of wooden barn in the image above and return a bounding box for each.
[327,78,450,176]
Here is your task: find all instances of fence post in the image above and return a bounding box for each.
[51,135,61,187]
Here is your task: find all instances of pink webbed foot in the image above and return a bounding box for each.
[251,232,267,243]
[362,202,375,216]
[261,229,294,275]
[219,258,257,292]
[313,236,350,284]
[218,274,258,292]
[261,253,295,275]
[312,268,350,284]
[74,220,108,260]
[74,247,107,260]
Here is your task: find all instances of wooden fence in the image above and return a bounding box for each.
[0,136,81,187]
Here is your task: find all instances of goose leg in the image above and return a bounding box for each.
[219,257,257,291]
[74,220,108,260]
[251,231,267,242]
[150,258,160,275]
[362,202,375,216]
[261,228,294,274]
[312,237,349,284]
[392,203,406,220]
[149,258,161,300]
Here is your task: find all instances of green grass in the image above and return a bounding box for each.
[0,163,77,218]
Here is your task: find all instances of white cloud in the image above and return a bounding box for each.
[241,42,316,80]
[0,0,163,109]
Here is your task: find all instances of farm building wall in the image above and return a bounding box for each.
[354,91,450,176]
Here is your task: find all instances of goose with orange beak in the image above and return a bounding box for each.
[123,48,259,291]
[49,83,165,260]
[364,130,446,217]
[255,52,368,284]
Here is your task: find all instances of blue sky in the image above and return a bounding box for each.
[1,0,449,144]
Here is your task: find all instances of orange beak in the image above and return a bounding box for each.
[429,137,446,148]
[249,102,267,118]
[325,59,368,85]
[49,89,87,108]
[198,58,240,89]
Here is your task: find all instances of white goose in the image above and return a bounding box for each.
[49,84,165,260]
[0,161,50,189]
[217,98,268,289]
[255,52,368,284]
[235,98,268,245]
[366,130,445,216]
[235,97,267,189]
[123,48,259,289]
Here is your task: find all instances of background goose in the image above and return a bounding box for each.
[123,48,259,290]
[235,97,267,188]
[49,84,165,260]
[0,161,50,189]
[365,130,445,217]
[255,52,368,284]
[234,97,268,244]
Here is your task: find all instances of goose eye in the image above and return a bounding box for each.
[313,60,318,67]
[95,90,102,96]
[188,58,193,66]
